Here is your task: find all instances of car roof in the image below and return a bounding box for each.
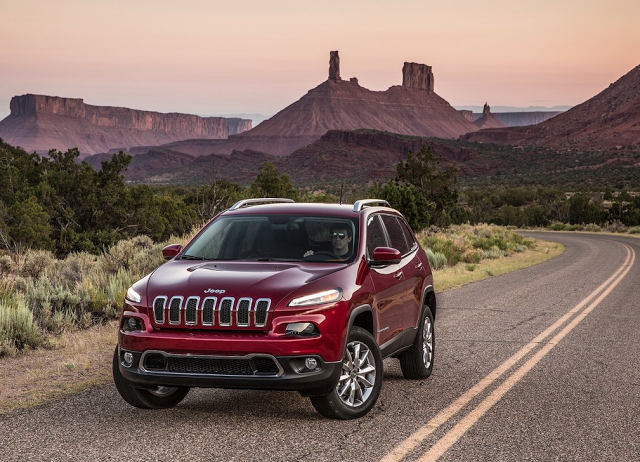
[223,202,397,217]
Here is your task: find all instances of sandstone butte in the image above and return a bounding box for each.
[0,95,252,157]
[463,64,640,150]
[473,103,506,130]
[156,51,480,157]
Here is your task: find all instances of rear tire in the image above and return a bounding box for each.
[112,347,190,409]
[400,306,435,380]
[310,327,382,419]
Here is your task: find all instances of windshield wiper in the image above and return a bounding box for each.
[181,255,205,260]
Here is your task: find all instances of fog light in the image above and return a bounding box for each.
[285,322,319,336]
[305,357,318,370]
[123,352,133,367]
[123,317,143,332]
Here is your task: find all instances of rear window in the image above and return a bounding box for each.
[181,214,359,263]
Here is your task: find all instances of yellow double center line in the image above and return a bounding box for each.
[381,242,635,462]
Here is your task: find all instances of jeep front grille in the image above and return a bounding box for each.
[141,351,282,377]
[151,296,271,328]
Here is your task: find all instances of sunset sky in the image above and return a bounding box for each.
[2,0,639,120]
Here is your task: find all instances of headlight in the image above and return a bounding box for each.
[289,288,342,307]
[125,286,142,303]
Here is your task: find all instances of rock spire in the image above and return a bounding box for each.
[329,51,341,81]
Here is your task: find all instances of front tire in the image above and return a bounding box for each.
[112,347,190,409]
[310,327,383,419]
[400,306,435,379]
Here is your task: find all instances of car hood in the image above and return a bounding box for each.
[145,260,345,307]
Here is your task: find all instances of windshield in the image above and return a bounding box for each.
[181,214,359,263]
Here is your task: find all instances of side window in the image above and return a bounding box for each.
[381,215,410,255]
[398,218,418,251]
[366,215,388,259]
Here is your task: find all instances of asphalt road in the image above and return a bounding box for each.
[1,232,639,462]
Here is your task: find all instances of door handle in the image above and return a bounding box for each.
[394,271,403,280]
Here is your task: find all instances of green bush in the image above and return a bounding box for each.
[0,296,43,356]
[549,222,567,231]
[425,249,447,270]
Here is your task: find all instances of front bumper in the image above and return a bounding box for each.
[117,346,342,396]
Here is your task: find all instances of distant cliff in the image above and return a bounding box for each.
[492,112,561,127]
[0,94,252,156]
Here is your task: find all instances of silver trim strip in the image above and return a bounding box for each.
[236,297,252,327]
[168,296,183,325]
[353,199,391,212]
[201,296,217,326]
[229,198,295,210]
[152,296,167,325]
[184,296,200,325]
[254,298,271,327]
[219,297,235,326]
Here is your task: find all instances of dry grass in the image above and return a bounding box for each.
[0,321,117,414]
[0,237,564,415]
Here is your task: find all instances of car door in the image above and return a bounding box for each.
[365,214,405,346]
[380,214,424,331]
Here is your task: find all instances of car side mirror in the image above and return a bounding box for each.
[370,247,402,266]
[162,244,183,260]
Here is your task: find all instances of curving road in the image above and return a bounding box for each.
[1,232,639,461]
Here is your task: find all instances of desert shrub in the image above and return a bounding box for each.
[421,235,466,266]
[128,242,166,276]
[461,250,482,264]
[51,251,98,288]
[101,235,154,274]
[629,226,640,235]
[104,268,135,318]
[604,220,627,233]
[22,276,92,329]
[584,223,602,232]
[21,249,56,278]
[425,249,447,270]
[43,304,79,334]
[0,296,43,355]
[0,254,14,274]
[510,244,528,253]
[484,246,506,259]
[549,222,567,231]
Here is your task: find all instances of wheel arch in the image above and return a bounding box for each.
[423,285,436,320]
[348,304,374,336]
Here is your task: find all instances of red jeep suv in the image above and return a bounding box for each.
[113,199,436,419]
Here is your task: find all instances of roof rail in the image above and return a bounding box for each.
[352,199,391,212]
[229,198,295,211]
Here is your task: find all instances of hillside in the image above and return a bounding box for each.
[93,129,640,190]
[0,94,252,157]
[462,64,640,149]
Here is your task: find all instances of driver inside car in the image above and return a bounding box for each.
[304,223,353,260]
